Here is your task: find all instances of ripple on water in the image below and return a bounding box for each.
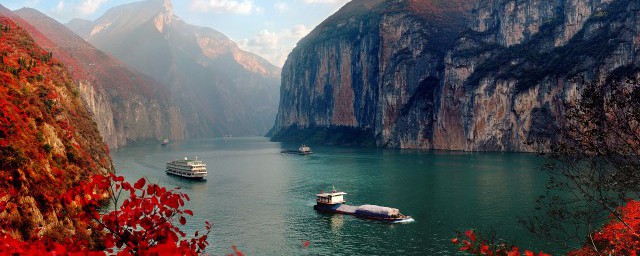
[111,137,556,255]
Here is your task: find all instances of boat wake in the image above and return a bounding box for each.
[391,217,415,224]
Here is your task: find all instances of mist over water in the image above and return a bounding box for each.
[111,137,555,255]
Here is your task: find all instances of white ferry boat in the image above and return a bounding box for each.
[166,157,207,180]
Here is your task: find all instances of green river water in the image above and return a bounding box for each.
[111,136,557,255]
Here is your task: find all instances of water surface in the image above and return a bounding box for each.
[111,137,553,255]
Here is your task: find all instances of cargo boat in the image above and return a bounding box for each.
[313,188,414,223]
[281,144,313,155]
[166,157,207,180]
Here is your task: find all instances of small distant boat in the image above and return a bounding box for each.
[161,139,170,147]
[281,144,313,155]
[223,134,232,141]
[298,144,312,154]
[166,157,207,180]
[313,187,414,223]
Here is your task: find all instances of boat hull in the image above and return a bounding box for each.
[165,171,206,180]
[280,150,313,155]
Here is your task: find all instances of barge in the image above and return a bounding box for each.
[281,144,313,155]
[313,188,414,223]
[166,157,207,180]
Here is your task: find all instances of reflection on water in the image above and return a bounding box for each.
[330,214,344,233]
[111,137,554,255]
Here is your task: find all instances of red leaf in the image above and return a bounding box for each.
[179,216,186,225]
[507,247,520,256]
[302,240,310,249]
[525,250,534,256]
[134,178,146,190]
[465,230,476,242]
[480,243,490,254]
[451,238,459,244]
[459,240,472,251]
[184,209,193,216]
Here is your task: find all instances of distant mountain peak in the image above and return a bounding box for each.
[153,7,174,33]
[148,0,173,11]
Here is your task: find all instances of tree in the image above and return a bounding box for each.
[520,76,640,251]
[0,174,212,255]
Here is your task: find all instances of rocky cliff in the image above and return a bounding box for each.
[10,8,185,148]
[272,0,640,151]
[0,15,111,241]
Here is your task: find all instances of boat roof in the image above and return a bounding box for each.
[316,191,347,197]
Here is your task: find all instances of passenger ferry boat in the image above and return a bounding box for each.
[313,187,414,223]
[166,157,207,180]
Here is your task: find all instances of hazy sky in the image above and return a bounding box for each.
[1,0,351,67]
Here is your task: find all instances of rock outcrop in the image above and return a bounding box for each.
[272,0,640,151]
[11,8,185,148]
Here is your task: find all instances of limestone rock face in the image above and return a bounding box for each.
[273,0,640,151]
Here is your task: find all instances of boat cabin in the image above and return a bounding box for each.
[316,191,346,205]
[298,144,312,154]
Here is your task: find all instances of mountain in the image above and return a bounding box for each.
[0,15,111,241]
[8,7,185,148]
[272,0,640,151]
[67,0,281,137]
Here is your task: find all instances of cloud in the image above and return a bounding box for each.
[190,0,262,15]
[53,1,65,13]
[274,2,289,13]
[237,24,311,67]
[76,0,109,15]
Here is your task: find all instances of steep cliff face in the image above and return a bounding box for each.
[68,0,280,137]
[434,0,638,151]
[0,16,111,241]
[273,0,473,146]
[273,0,640,151]
[11,8,185,148]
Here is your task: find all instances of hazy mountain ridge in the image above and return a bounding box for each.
[68,0,281,137]
[272,0,640,151]
[6,7,186,148]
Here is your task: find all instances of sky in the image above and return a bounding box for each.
[1,0,351,67]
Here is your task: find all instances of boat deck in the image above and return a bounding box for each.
[335,204,357,214]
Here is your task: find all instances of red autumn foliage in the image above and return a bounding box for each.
[0,174,211,255]
[451,230,551,256]
[454,200,640,255]
[0,15,111,243]
[567,200,640,255]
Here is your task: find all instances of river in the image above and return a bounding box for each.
[111,136,555,255]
